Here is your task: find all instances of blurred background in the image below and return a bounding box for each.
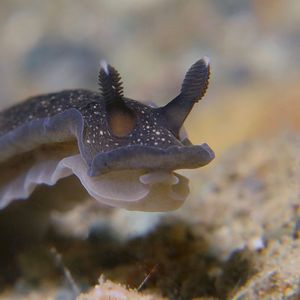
[0,0,299,157]
[0,1,300,298]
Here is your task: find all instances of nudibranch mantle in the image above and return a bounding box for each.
[0,58,214,212]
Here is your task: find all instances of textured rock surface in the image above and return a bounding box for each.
[77,276,164,300]
[1,133,300,299]
[75,133,300,299]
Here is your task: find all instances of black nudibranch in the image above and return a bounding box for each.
[0,58,214,211]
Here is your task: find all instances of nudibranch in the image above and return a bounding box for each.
[0,58,214,212]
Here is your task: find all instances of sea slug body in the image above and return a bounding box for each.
[0,58,214,212]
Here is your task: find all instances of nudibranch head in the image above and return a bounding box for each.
[0,58,214,212]
[84,57,214,177]
[76,57,214,211]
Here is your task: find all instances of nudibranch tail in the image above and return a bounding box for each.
[158,57,210,136]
